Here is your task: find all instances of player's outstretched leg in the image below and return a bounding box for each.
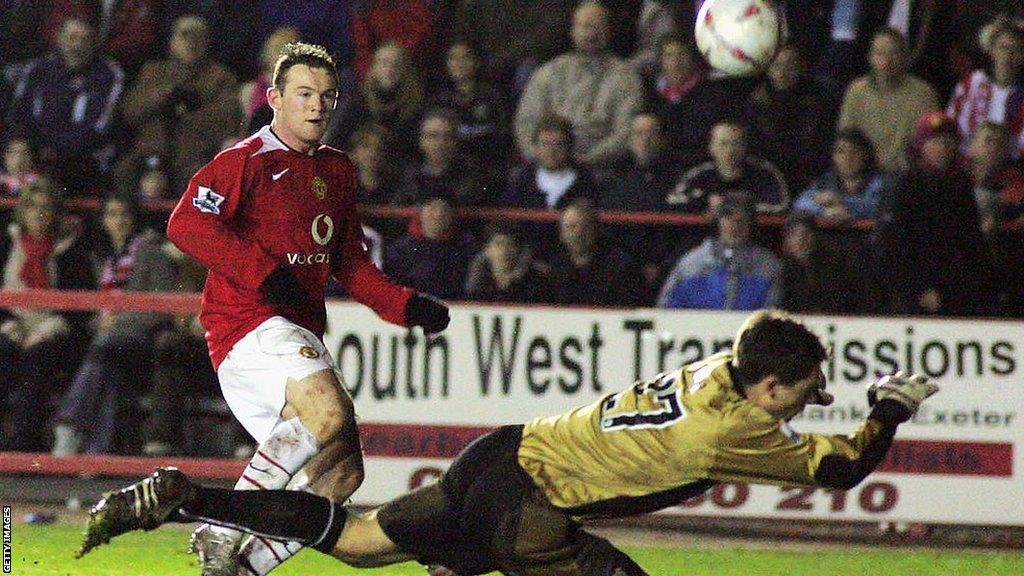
[79,467,363,564]
[77,467,195,558]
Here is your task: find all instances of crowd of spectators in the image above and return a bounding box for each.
[2,1,1024,456]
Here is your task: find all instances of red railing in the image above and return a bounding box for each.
[4,195,1022,232]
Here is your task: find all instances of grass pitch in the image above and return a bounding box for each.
[10,523,1024,575]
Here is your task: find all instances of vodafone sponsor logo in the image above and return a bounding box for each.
[285,252,330,265]
[311,214,334,246]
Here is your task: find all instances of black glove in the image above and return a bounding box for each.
[260,266,304,306]
[405,293,450,334]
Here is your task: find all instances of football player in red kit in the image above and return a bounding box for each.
[165,42,449,576]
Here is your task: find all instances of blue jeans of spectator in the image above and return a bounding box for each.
[55,330,154,454]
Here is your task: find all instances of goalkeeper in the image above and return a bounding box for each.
[79,310,939,576]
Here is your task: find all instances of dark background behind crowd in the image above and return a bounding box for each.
[1,0,1024,457]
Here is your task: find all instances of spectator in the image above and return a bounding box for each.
[352,0,435,81]
[947,21,1024,161]
[872,111,997,316]
[744,44,832,192]
[116,15,241,191]
[453,0,576,89]
[428,42,512,166]
[955,5,1024,71]
[397,109,492,206]
[0,178,94,452]
[601,113,677,211]
[327,41,425,158]
[348,123,402,205]
[503,115,597,209]
[968,122,1024,237]
[658,196,782,311]
[838,28,938,173]
[1,137,41,197]
[464,218,550,303]
[780,211,862,314]
[858,0,963,99]
[51,194,177,456]
[644,32,739,166]
[514,1,644,167]
[157,0,265,81]
[45,0,158,77]
[666,120,790,215]
[239,26,300,135]
[600,112,681,303]
[546,199,642,306]
[6,17,124,192]
[383,198,474,300]
[793,128,889,221]
[628,0,677,76]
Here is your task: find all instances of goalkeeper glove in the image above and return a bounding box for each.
[405,293,450,334]
[866,371,939,416]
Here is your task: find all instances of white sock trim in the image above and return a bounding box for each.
[311,502,335,549]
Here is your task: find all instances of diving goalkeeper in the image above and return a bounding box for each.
[78,310,939,576]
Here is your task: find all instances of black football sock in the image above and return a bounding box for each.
[179,486,346,552]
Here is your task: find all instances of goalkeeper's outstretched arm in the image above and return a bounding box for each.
[814,372,939,490]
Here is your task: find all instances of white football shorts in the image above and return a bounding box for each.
[218,316,339,443]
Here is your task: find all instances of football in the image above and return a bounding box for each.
[694,0,782,77]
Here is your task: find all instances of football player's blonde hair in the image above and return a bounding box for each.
[272,42,338,91]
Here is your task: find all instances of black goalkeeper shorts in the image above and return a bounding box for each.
[376,424,583,575]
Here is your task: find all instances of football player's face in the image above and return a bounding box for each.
[776,367,829,421]
[269,64,338,153]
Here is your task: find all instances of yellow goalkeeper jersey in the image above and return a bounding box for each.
[517,352,885,518]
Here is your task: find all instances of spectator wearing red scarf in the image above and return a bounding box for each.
[0,177,94,452]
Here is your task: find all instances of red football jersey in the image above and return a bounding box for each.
[167,126,412,369]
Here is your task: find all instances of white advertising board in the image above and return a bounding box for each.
[324,303,1022,525]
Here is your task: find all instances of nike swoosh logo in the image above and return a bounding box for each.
[272,168,289,181]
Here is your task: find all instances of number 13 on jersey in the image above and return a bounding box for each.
[600,373,687,431]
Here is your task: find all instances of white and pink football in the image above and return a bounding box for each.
[694,0,782,77]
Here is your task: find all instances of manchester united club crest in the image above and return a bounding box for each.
[311,176,327,200]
